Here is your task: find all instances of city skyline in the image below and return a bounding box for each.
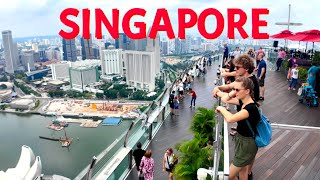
[0,0,319,38]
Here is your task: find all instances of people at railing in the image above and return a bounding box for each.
[276,47,287,71]
[223,43,229,62]
[162,148,178,180]
[215,77,260,180]
[139,150,154,180]
[133,142,146,176]
[246,48,255,60]
[169,91,175,115]
[187,88,197,108]
[213,54,259,179]
[255,47,265,68]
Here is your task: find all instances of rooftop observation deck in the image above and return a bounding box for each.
[126,57,320,180]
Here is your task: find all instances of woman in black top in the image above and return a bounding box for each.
[216,77,260,180]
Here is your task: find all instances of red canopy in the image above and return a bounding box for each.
[286,29,320,42]
[270,30,293,39]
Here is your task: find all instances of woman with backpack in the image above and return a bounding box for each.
[215,77,260,180]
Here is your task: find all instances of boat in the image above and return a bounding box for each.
[46,123,64,131]
[39,136,60,141]
[59,129,73,147]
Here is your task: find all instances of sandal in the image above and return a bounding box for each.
[231,127,237,131]
[229,131,237,136]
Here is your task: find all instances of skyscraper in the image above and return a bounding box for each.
[62,39,77,62]
[2,30,18,74]
[81,37,95,60]
[115,33,129,50]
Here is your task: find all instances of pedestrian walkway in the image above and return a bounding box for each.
[126,59,221,180]
[126,57,320,180]
[228,70,320,180]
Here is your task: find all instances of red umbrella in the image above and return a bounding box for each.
[270,30,294,39]
[286,29,320,42]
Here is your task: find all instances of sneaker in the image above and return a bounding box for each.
[288,87,291,90]
[293,88,296,91]
[259,97,264,100]
[189,105,192,108]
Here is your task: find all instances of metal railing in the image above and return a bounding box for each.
[197,53,229,180]
[74,54,214,180]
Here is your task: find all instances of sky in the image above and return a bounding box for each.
[0,0,319,39]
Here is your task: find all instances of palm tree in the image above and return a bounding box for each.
[174,133,212,180]
[190,107,216,141]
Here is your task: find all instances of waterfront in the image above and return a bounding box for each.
[0,113,132,178]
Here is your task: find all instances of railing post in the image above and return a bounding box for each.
[85,156,97,180]
[162,107,166,121]
[128,150,133,169]
[149,124,153,140]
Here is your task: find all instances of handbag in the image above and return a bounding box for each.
[297,86,303,96]
[246,108,272,148]
[138,170,144,180]
[167,155,175,170]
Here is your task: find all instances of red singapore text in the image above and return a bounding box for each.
[59,8,269,40]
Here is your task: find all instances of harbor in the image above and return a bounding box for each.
[0,113,132,178]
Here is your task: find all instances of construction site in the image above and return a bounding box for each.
[43,99,146,118]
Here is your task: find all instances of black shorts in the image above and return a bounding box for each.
[259,78,265,87]
[179,91,184,95]
[169,104,174,109]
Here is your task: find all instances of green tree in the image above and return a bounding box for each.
[113,84,127,90]
[174,134,212,180]
[190,107,216,141]
[0,75,8,82]
[96,92,104,99]
[105,89,118,99]
[131,90,145,100]
[119,89,129,98]
[0,104,8,110]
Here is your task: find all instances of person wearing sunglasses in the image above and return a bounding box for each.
[215,77,260,180]
[212,54,259,179]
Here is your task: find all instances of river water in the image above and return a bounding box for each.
[0,113,131,178]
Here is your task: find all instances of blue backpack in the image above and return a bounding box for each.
[246,109,272,148]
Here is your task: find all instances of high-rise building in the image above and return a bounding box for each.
[62,39,77,61]
[100,49,124,76]
[124,51,157,92]
[174,38,181,55]
[146,32,160,74]
[69,66,99,92]
[51,62,70,81]
[2,30,18,74]
[21,50,35,72]
[80,37,95,60]
[161,41,168,55]
[115,33,129,50]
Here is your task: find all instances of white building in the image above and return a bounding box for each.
[51,62,70,81]
[69,66,99,92]
[0,82,13,103]
[10,99,35,110]
[100,49,125,76]
[124,51,156,91]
